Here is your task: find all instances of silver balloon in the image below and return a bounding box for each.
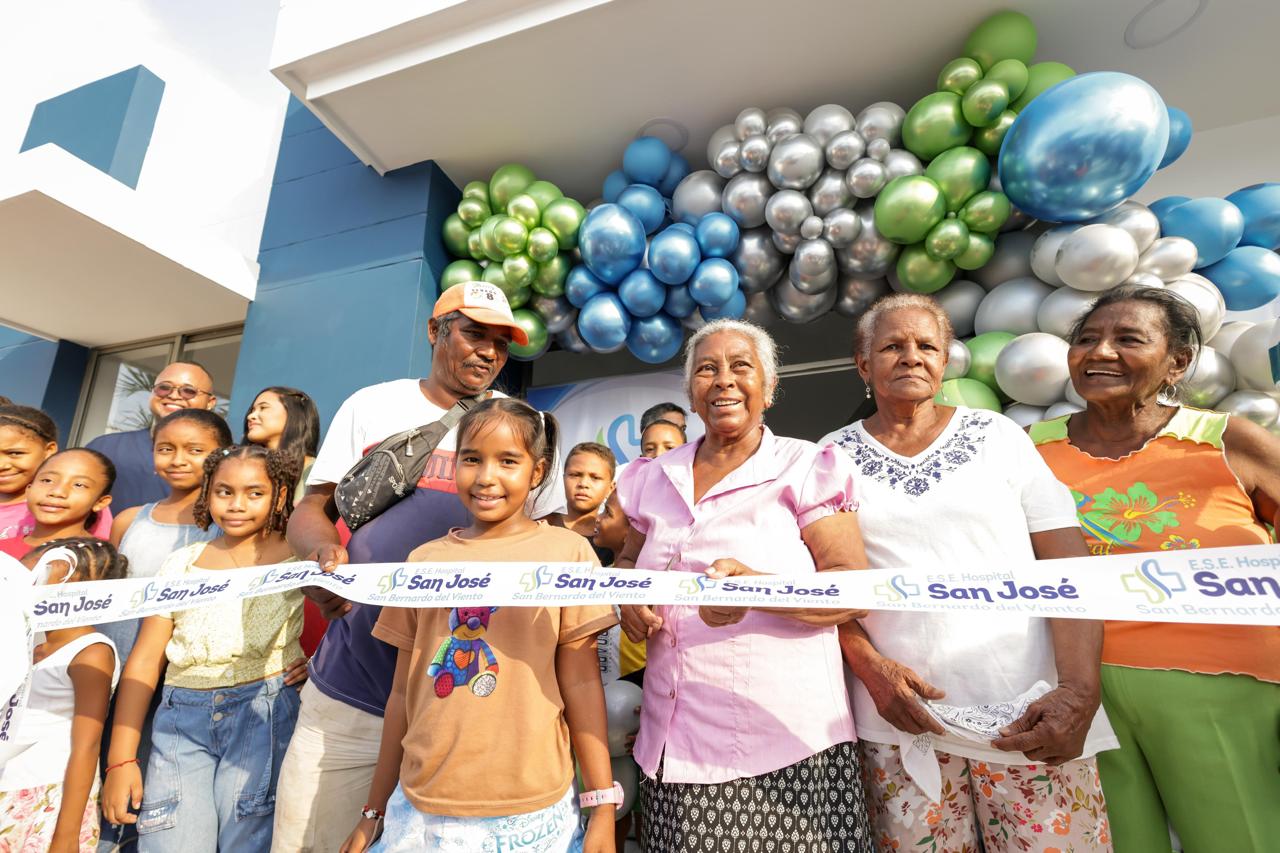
[855,101,905,146]
[735,107,767,141]
[1216,390,1280,428]
[1036,285,1098,338]
[803,104,855,147]
[1124,272,1165,289]
[532,295,576,334]
[773,229,802,254]
[790,239,838,294]
[995,332,1071,406]
[714,141,743,178]
[1044,401,1085,419]
[808,168,853,216]
[1165,273,1226,342]
[883,149,924,181]
[672,170,726,224]
[771,271,838,322]
[1053,224,1140,292]
[555,323,591,354]
[1229,320,1279,390]
[974,230,1037,290]
[1181,346,1237,408]
[885,265,907,293]
[974,276,1054,335]
[800,216,824,240]
[731,227,787,293]
[943,338,972,379]
[822,207,862,247]
[836,201,900,276]
[767,134,824,190]
[1134,236,1197,281]
[1090,200,1160,253]
[705,124,736,169]
[866,137,892,162]
[738,134,771,173]
[846,158,889,198]
[935,279,985,338]
[682,307,707,331]
[1001,207,1036,233]
[834,274,889,318]
[1064,379,1086,408]
[765,107,803,144]
[1030,225,1078,286]
[721,172,774,228]
[764,189,812,235]
[742,289,777,325]
[1003,403,1048,427]
[826,130,866,170]
[1207,321,1253,359]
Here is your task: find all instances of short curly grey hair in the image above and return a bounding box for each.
[683,319,781,406]
[853,294,954,361]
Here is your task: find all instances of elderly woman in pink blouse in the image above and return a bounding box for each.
[615,318,874,852]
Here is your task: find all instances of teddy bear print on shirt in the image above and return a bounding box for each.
[428,606,500,698]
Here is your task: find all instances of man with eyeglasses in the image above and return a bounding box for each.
[86,361,218,511]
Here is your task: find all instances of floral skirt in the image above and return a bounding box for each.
[640,741,874,853]
[0,779,101,852]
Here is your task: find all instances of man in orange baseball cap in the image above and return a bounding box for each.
[432,281,529,347]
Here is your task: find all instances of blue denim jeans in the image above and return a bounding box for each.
[136,674,300,853]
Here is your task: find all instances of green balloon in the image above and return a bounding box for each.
[874,176,947,244]
[973,109,1017,157]
[493,216,529,256]
[542,198,587,250]
[507,193,542,230]
[935,377,1001,411]
[442,213,471,258]
[489,164,536,211]
[457,196,491,228]
[503,253,537,289]
[1011,62,1075,112]
[524,180,563,211]
[963,10,1037,72]
[960,191,1012,234]
[924,147,991,212]
[508,308,549,360]
[462,181,490,204]
[965,331,1016,391]
[961,79,1009,128]
[505,283,531,310]
[527,227,559,264]
[482,261,508,288]
[441,259,483,290]
[896,243,956,293]
[902,92,972,161]
[532,254,571,297]
[479,216,504,262]
[466,229,486,261]
[954,232,995,270]
[985,59,1029,101]
[925,219,970,261]
[937,57,983,95]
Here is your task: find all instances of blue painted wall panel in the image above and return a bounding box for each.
[257,214,428,290]
[282,97,325,138]
[271,126,360,184]
[0,334,89,442]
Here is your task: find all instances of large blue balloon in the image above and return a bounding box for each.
[626,312,683,364]
[1159,106,1192,169]
[700,287,747,320]
[1149,195,1190,219]
[659,152,692,197]
[602,170,629,204]
[998,72,1169,222]
[1157,198,1244,268]
[663,284,697,318]
[1201,246,1280,311]
[578,204,647,285]
[617,184,667,235]
[1226,183,1280,251]
[618,269,666,318]
[578,292,632,352]
[695,212,741,259]
[623,137,673,187]
[565,265,609,308]
[688,258,739,308]
[648,227,702,284]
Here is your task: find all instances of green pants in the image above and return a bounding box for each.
[1099,665,1280,853]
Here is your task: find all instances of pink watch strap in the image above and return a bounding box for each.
[578,781,624,809]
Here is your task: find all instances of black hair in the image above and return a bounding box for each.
[1069,285,1203,363]
[566,441,617,478]
[193,444,299,534]
[33,448,116,529]
[642,418,686,441]
[0,404,58,445]
[28,537,129,582]
[640,402,686,432]
[167,360,213,384]
[153,408,234,448]
[456,398,558,498]
[243,386,320,464]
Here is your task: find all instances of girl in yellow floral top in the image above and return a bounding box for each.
[102,446,305,853]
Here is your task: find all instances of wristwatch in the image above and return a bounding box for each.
[578,781,625,809]
[360,805,385,821]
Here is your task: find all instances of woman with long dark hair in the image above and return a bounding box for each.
[243,386,320,501]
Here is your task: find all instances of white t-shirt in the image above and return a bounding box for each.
[822,407,1117,763]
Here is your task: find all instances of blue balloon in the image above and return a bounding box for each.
[700,287,747,321]
[618,269,667,318]
[1159,106,1192,169]
[617,184,667,235]
[578,292,632,352]
[663,284,697,318]
[1201,246,1280,311]
[648,227,702,285]
[998,72,1169,222]
[695,213,741,259]
[669,222,696,234]
[565,265,609,308]
[1157,198,1244,268]
[688,258,739,308]
[578,204,647,284]
[1226,183,1280,251]
[1149,195,1191,219]
[626,312,684,364]
[622,136,673,187]
[658,152,692,197]
[602,170,629,204]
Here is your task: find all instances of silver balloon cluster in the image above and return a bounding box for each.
[673,103,918,323]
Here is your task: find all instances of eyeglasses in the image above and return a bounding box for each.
[152,382,212,400]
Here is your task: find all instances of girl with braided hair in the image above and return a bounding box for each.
[103,445,306,852]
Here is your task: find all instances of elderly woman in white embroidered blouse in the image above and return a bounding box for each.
[822,294,1117,851]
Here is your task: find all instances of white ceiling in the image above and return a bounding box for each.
[275,0,1280,201]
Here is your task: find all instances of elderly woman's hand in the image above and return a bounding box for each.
[990,683,1100,764]
[620,605,663,643]
[697,559,760,628]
